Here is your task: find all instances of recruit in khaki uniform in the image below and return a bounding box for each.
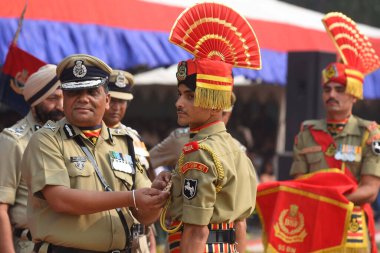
[159,3,259,253]
[21,54,168,253]
[103,69,154,253]
[290,12,380,253]
[0,64,63,253]
[149,94,245,171]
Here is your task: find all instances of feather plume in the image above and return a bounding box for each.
[169,2,261,70]
[322,12,380,75]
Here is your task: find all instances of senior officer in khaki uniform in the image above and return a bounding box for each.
[158,3,260,253]
[21,54,169,253]
[0,64,63,253]
[290,12,380,252]
[103,69,156,253]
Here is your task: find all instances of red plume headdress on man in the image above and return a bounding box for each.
[169,2,261,109]
[322,12,380,99]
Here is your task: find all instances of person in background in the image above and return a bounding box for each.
[290,12,380,252]
[21,54,169,253]
[103,69,157,253]
[0,64,64,253]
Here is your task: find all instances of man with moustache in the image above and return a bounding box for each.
[158,3,259,252]
[21,54,169,253]
[103,69,156,253]
[151,93,250,253]
[0,64,64,253]
[290,13,380,252]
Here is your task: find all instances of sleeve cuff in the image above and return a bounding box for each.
[182,204,213,225]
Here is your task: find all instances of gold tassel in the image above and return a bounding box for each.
[194,86,231,110]
[346,77,363,99]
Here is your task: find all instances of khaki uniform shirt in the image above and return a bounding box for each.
[0,111,40,228]
[290,115,380,181]
[149,127,189,169]
[168,122,257,225]
[21,118,151,251]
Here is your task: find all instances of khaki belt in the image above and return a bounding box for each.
[34,243,128,253]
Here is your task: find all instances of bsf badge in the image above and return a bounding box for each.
[70,156,87,170]
[73,60,87,78]
[115,71,127,88]
[183,178,197,200]
[176,61,187,81]
[372,141,380,156]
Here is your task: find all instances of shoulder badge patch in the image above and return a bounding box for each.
[183,178,197,200]
[372,141,380,156]
[181,162,208,174]
[183,141,199,154]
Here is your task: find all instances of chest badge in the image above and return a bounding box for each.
[109,151,134,174]
[70,156,86,170]
[325,144,336,157]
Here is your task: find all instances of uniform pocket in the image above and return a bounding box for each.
[113,170,134,189]
[66,159,93,177]
[305,152,323,164]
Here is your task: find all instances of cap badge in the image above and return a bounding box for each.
[73,60,87,78]
[176,61,187,81]
[115,72,127,88]
[325,64,338,79]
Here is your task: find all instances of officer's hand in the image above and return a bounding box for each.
[134,188,169,210]
[151,171,172,191]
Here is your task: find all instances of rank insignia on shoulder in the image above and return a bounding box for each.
[183,141,199,154]
[366,133,380,145]
[372,141,380,156]
[181,162,208,174]
[70,156,87,170]
[183,178,197,200]
[44,122,57,131]
[8,123,27,136]
[367,121,378,132]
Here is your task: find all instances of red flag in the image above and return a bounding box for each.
[0,43,46,114]
[2,43,46,95]
[256,170,357,253]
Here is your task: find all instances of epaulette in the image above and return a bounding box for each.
[182,141,199,154]
[300,120,319,131]
[174,127,190,138]
[357,119,380,145]
[364,121,378,132]
[125,126,142,140]
[109,127,128,136]
[3,119,29,139]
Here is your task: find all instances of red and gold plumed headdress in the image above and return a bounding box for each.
[322,12,380,99]
[169,2,261,109]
